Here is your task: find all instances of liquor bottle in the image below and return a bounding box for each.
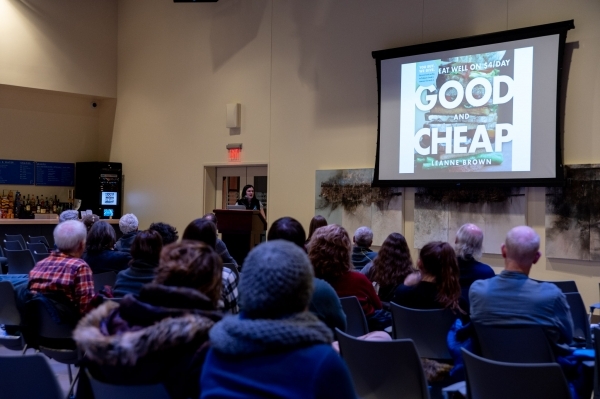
[53,195,58,213]
[25,194,31,212]
[36,196,41,213]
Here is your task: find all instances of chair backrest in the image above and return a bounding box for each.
[223,263,239,279]
[93,271,118,294]
[592,327,600,399]
[87,370,171,399]
[32,251,50,263]
[339,296,369,337]
[5,234,26,250]
[27,242,49,255]
[0,281,22,326]
[564,292,592,348]
[390,302,456,360]
[462,348,571,399]
[473,323,555,363]
[0,354,64,399]
[531,279,578,293]
[28,235,51,247]
[4,239,24,250]
[4,249,36,274]
[336,328,430,399]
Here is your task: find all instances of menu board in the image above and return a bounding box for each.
[35,162,75,186]
[0,159,35,185]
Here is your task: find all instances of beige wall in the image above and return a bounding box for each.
[111,0,600,307]
[4,0,599,306]
[0,0,117,98]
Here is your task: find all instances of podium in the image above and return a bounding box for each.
[213,209,267,266]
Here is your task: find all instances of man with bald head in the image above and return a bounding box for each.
[469,226,573,348]
[454,223,495,304]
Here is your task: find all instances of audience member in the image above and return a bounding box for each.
[115,213,139,252]
[81,213,99,232]
[59,210,79,223]
[27,220,94,317]
[200,240,357,399]
[310,224,390,331]
[202,213,238,268]
[361,232,414,302]
[267,217,346,332]
[392,241,467,316]
[306,215,327,246]
[454,223,495,304]
[469,226,573,348]
[351,226,377,270]
[74,241,223,399]
[149,221,179,245]
[83,221,132,273]
[183,218,239,314]
[112,230,163,297]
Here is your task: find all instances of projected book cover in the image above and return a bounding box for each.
[399,48,533,174]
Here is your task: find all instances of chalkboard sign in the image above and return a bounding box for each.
[36,162,75,186]
[0,159,35,185]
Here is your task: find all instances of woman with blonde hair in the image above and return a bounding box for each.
[309,224,391,331]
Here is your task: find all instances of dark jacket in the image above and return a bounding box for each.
[351,246,377,270]
[115,231,138,253]
[83,250,132,274]
[74,284,222,399]
[112,259,158,297]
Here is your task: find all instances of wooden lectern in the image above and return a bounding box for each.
[213,209,267,266]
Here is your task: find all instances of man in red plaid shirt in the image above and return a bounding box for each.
[28,220,95,315]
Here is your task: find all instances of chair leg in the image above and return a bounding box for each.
[21,343,28,355]
[66,367,80,399]
[67,364,73,384]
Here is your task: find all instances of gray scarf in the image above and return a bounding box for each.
[209,312,333,356]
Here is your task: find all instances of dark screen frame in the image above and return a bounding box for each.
[371,20,574,188]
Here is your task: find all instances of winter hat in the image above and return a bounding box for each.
[240,240,314,319]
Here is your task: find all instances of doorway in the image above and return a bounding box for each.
[204,165,268,219]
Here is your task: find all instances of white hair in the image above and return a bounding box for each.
[455,223,483,260]
[505,226,540,265]
[54,220,87,253]
[59,210,79,223]
[119,213,139,234]
[354,226,373,248]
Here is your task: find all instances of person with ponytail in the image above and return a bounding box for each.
[391,241,467,315]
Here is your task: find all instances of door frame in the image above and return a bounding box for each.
[203,163,269,220]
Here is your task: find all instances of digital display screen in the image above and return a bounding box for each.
[103,209,114,217]
[101,192,118,206]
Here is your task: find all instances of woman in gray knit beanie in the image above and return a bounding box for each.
[200,240,358,399]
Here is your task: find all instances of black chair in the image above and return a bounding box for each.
[4,239,24,250]
[86,369,171,399]
[28,235,51,248]
[592,328,600,399]
[336,328,430,399]
[28,299,81,397]
[339,296,369,336]
[32,250,50,263]
[27,241,49,255]
[462,348,571,399]
[93,271,118,294]
[0,281,27,352]
[564,292,593,348]
[473,323,555,363]
[5,234,26,250]
[0,246,8,273]
[0,354,64,399]
[390,302,456,360]
[531,279,578,293]
[4,248,36,274]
